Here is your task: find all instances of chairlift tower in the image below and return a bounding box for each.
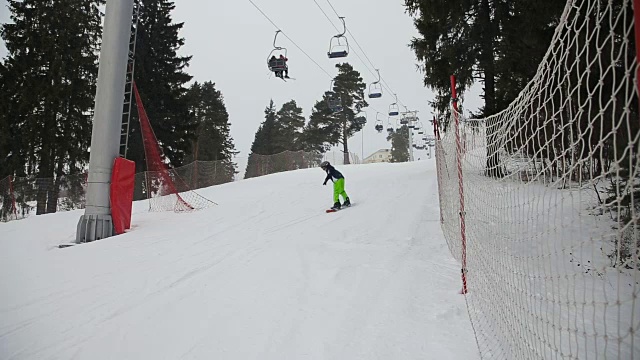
[76,0,135,243]
[119,0,141,158]
[402,109,417,162]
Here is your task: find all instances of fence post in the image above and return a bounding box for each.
[451,74,468,295]
[9,175,17,219]
[433,118,444,225]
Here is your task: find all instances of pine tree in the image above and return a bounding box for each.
[305,63,367,164]
[387,126,410,163]
[404,0,563,177]
[0,62,16,178]
[185,81,237,184]
[1,0,103,214]
[273,100,306,152]
[127,0,194,173]
[244,100,278,178]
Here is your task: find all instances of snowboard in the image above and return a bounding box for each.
[325,203,353,213]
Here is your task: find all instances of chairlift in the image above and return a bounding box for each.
[368,69,383,98]
[400,114,408,125]
[386,120,394,134]
[328,17,349,59]
[388,94,399,116]
[374,112,384,133]
[375,122,384,133]
[267,30,288,74]
[326,80,343,113]
[354,111,367,126]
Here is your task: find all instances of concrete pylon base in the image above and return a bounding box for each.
[76,214,114,243]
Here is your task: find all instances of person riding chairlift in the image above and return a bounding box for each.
[269,54,289,79]
[278,54,289,79]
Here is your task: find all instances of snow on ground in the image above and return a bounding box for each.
[0,159,479,360]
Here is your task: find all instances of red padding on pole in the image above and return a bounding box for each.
[110,157,136,235]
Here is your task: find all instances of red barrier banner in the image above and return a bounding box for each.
[110,157,136,235]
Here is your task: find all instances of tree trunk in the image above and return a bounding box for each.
[36,118,54,215]
[46,158,65,214]
[479,0,503,178]
[342,115,350,164]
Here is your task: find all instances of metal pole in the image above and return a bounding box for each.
[408,122,414,162]
[76,0,135,243]
[361,127,364,163]
[407,110,417,162]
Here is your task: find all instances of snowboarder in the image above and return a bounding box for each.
[320,161,350,210]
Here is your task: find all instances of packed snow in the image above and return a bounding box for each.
[0,159,478,360]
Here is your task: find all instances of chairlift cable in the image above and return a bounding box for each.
[249,0,333,79]
[251,0,403,120]
[311,0,393,98]
[324,0,408,109]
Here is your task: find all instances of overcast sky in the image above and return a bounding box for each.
[0,0,482,161]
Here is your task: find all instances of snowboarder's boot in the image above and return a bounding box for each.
[330,202,341,211]
[343,198,351,207]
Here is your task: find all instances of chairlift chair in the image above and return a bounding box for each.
[388,94,399,116]
[368,69,383,98]
[328,17,349,59]
[369,83,383,99]
[354,111,367,126]
[374,112,384,133]
[388,105,399,116]
[267,30,288,74]
[386,120,394,134]
[326,92,343,113]
[326,80,343,113]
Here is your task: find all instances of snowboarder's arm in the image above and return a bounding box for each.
[323,172,332,185]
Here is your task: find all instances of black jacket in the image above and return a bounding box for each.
[323,165,344,185]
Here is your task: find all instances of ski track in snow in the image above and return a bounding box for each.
[0,159,479,360]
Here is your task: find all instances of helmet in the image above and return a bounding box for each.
[320,161,330,169]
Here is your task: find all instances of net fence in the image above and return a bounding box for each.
[1,150,328,221]
[0,173,88,222]
[435,0,639,358]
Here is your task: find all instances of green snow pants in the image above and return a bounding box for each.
[333,178,349,203]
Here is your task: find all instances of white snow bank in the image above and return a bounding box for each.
[0,159,479,360]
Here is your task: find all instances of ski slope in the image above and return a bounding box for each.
[0,160,479,360]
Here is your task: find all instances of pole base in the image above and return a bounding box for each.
[76,214,114,243]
